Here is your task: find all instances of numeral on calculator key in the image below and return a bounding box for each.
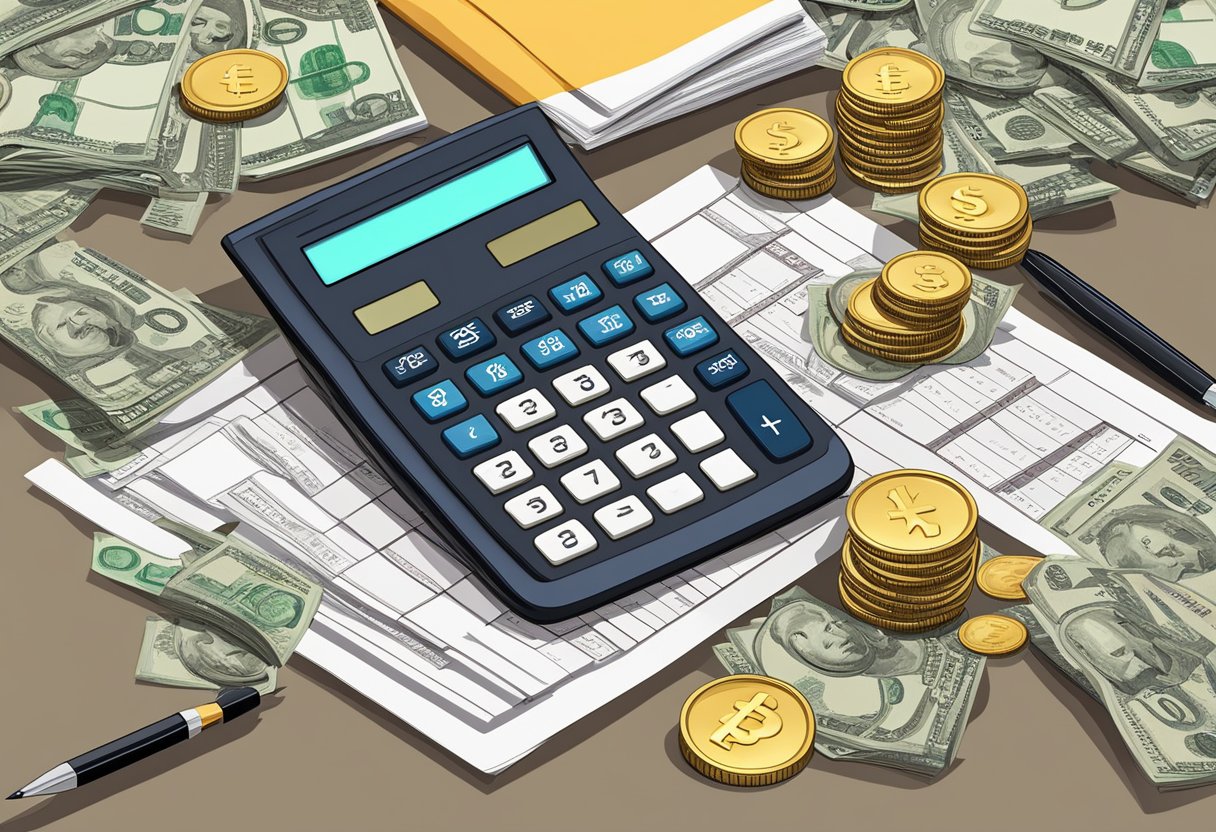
[473,450,534,495]
[606,339,666,382]
[552,364,610,406]
[528,424,588,468]
[593,495,654,540]
[583,397,644,441]
[495,388,556,431]
[504,485,563,529]
[560,459,621,504]
[615,433,677,478]
[534,520,598,565]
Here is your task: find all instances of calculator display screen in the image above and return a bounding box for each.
[304,143,553,285]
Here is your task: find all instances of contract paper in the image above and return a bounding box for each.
[27,166,1216,773]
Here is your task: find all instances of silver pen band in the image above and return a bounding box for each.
[1205,383,1216,411]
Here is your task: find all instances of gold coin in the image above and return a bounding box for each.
[837,87,945,121]
[735,109,834,167]
[851,531,979,570]
[847,280,923,336]
[918,218,1033,258]
[958,614,1028,656]
[879,250,972,311]
[846,163,944,194]
[679,675,815,787]
[843,548,975,606]
[838,577,966,632]
[842,328,963,363]
[841,316,962,355]
[847,470,978,558]
[842,561,975,613]
[842,48,944,111]
[743,156,836,183]
[834,103,945,139]
[845,536,978,587]
[838,141,944,173]
[919,173,1029,236]
[919,212,1032,248]
[976,555,1044,601]
[742,169,836,200]
[180,49,288,122]
[871,288,966,326]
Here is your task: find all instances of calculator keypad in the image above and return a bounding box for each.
[505,485,563,528]
[577,304,635,347]
[494,295,550,335]
[639,374,696,416]
[593,495,654,540]
[552,365,610,406]
[670,410,725,453]
[529,424,588,468]
[438,318,496,360]
[615,433,677,478]
[442,414,499,459]
[550,274,602,312]
[606,339,666,382]
[466,353,523,396]
[521,328,580,370]
[535,520,597,565]
[383,345,437,387]
[560,459,621,504]
[495,388,556,431]
[412,379,467,422]
[473,450,534,495]
[583,397,644,441]
[646,473,704,514]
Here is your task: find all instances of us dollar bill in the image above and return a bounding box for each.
[943,84,1076,162]
[1136,0,1216,90]
[804,0,912,10]
[915,0,1048,94]
[1083,72,1216,162]
[0,185,98,274]
[713,586,985,776]
[0,1,144,58]
[137,615,277,694]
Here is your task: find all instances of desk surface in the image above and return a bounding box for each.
[3,18,1214,832]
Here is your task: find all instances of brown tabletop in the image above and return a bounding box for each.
[3,18,1214,832]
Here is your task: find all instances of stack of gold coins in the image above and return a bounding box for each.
[735,108,836,200]
[838,470,980,632]
[918,173,1033,269]
[841,250,971,364]
[835,47,945,194]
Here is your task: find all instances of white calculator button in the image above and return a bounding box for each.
[534,520,598,565]
[504,485,563,529]
[473,451,534,495]
[615,433,677,478]
[552,365,610,406]
[593,495,654,540]
[699,449,756,491]
[495,388,556,431]
[528,424,588,468]
[583,397,645,441]
[646,472,704,514]
[560,459,621,504]
[670,410,725,453]
[607,339,667,382]
[640,374,697,416]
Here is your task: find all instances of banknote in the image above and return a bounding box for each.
[1083,73,1216,162]
[1121,146,1216,203]
[804,0,912,10]
[1137,0,1216,90]
[0,185,97,274]
[915,0,1048,93]
[968,0,1168,79]
[137,616,277,694]
[0,1,143,58]
[943,85,1076,162]
[140,194,209,237]
[713,586,985,776]
[92,531,183,595]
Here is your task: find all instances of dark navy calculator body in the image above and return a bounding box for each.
[223,104,853,622]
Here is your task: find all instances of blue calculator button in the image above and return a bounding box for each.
[602,249,653,286]
[695,349,749,390]
[466,353,523,396]
[382,345,437,387]
[437,318,496,360]
[549,275,602,313]
[727,380,812,462]
[411,380,468,422]
[494,295,551,335]
[663,316,719,357]
[521,329,580,370]
[442,415,500,459]
[633,283,685,322]
[577,304,635,347]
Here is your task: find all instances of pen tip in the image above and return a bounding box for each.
[7,790,23,800]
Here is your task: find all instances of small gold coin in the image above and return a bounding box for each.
[846,163,944,194]
[742,169,836,201]
[841,318,963,359]
[918,219,1033,260]
[958,614,1028,655]
[181,49,289,122]
[735,109,834,167]
[679,675,815,787]
[842,48,944,110]
[976,556,1043,600]
[880,251,972,310]
[847,470,978,558]
[919,173,1029,236]
[838,577,966,632]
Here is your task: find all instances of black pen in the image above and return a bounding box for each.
[1021,249,1216,414]
[8,687,260,799]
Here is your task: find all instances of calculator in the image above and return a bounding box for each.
[222,103,853,622]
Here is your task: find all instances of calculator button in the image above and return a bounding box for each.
[495,388,556,431]
[664,316,719,357]
[442,414,500,459]
[465,354,523,396]
[576,304,635,347]
[505,485,563,529]
[583,398,645,441]
[535,520,598,565]
[494,295,551,335]
[411,380,468,422]
[521,329,580,370]
[437,318,496,360]
[633,282,686,322]
[646,473,704,514]
[695,349,749,390]
[602,249,653,286]
[473,450,534,494]
[615,433,677,478]
[528,424,588,468]
[560,459,621,504]
[726,380,812,462]
[382,346,437,387]
[606,339,667,382]
[552,365,610,406]
[640,374,697,416]
[593,495,654,540]
[549,274,602,313]
[670,411,725,453]
[699,449,756,491]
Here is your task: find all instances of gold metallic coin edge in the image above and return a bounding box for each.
[918,220,1034,258]
[918,173,1029,234]
[841,317,963,354]
[838,141,945,169]
[180,49,288,120]
[842,554,977,610]
[958,615,1029,656]
[871,288,969,323]
[839,577,972,620]
[842,328,963,363]
[846,533,980,577]
[742,157,837,183]
[846,164,944,194]
[845,313,961,347]
[919,212,1032,244]
[837,94,946,125]
[838,578,966,632]
[678,674,815,786]
[842,48,945,109]
[838,85,945,119]
[742,172,836,200]
[846,470,979,556]
[843,544,976,603]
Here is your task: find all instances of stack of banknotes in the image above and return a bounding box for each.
[0,0,427,242]
[801,0,1216,213]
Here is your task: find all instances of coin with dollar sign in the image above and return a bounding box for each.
[959,614,1028,655]
[180,49,289,123]
[678,674,815,786]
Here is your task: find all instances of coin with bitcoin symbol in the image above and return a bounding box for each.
[180,48,289,122]
[846,470,978,559]
[678,674,815,786]
[976,555,1044,601]
[958,614,1029,656]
